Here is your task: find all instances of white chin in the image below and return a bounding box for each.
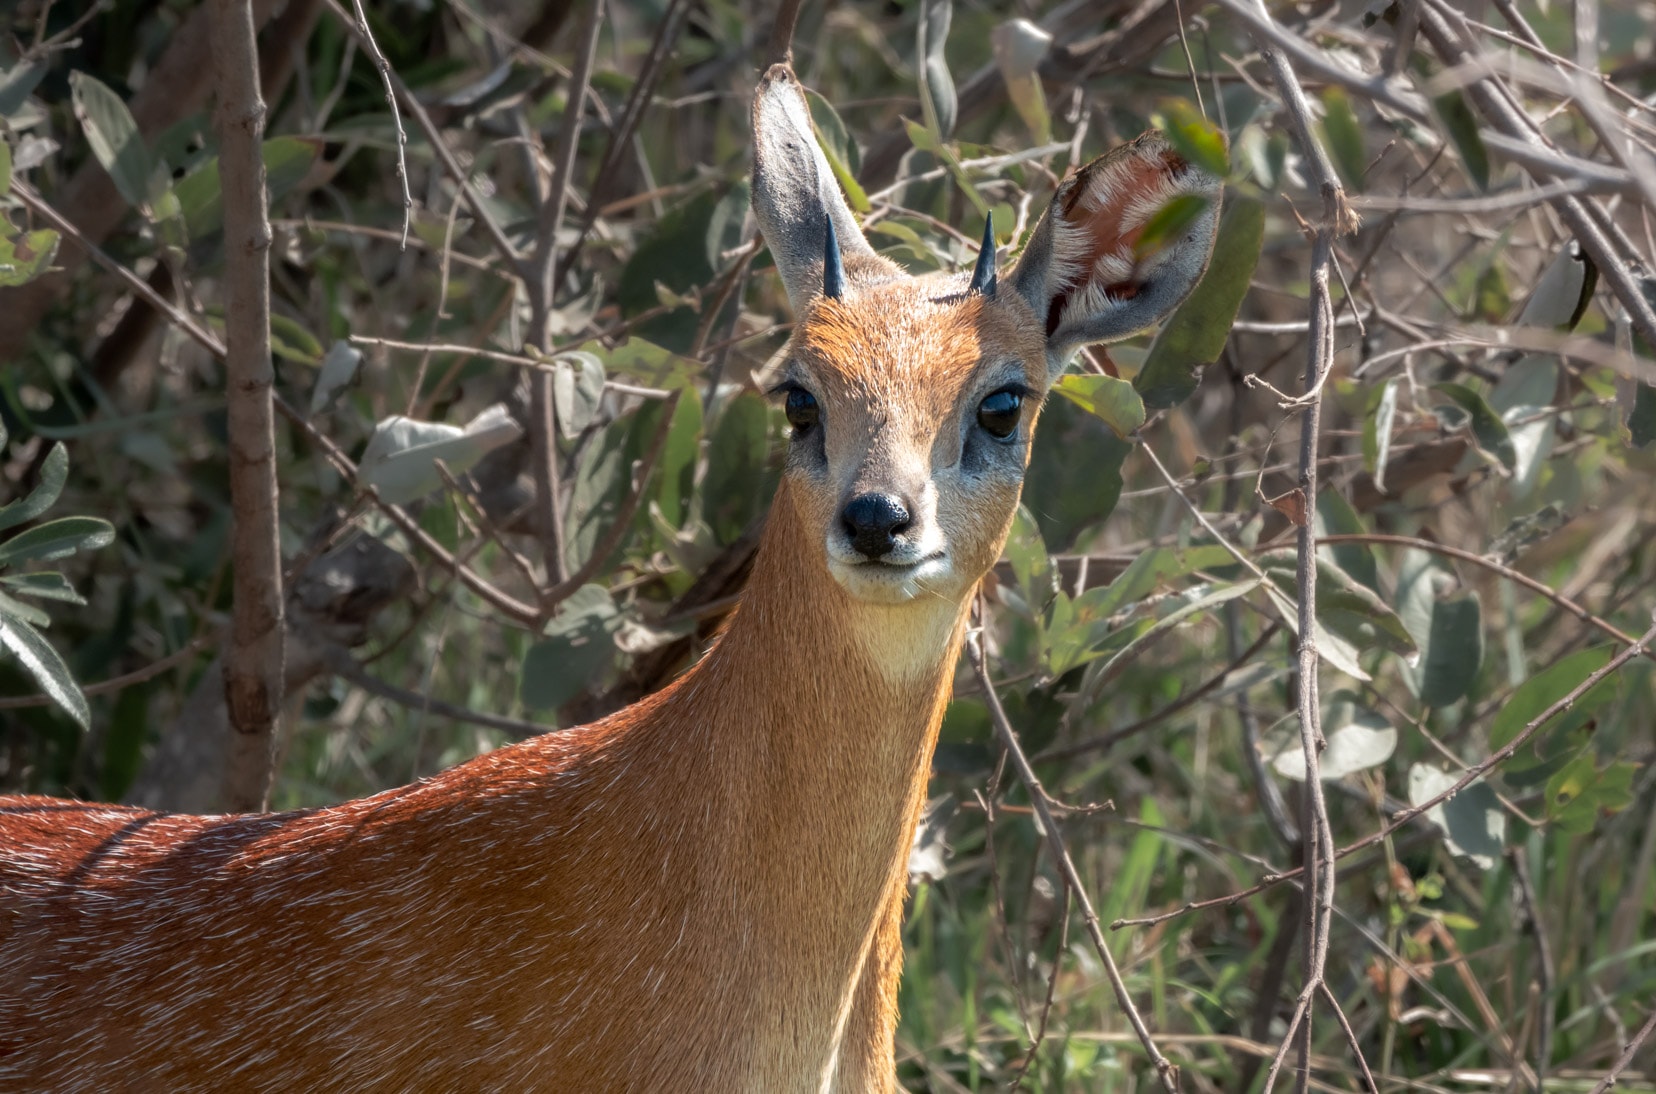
[829,557,954,605]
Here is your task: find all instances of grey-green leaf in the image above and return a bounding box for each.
[1271,690,1396,780]
[0,571,86,604]
[520,585,622,712]
[1408,764,1505,869]
[0,611,90,729]
[552,352,607,439]
[0,442,68,532]
[918,0,957,140]
[1436,382,1517,471]
[69,71,154,210]
[0,516,116,567]
[1396,549,1483,706]
[0,61,48,118]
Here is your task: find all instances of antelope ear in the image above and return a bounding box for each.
[1008,133,1222,384]
[751,64,881,313]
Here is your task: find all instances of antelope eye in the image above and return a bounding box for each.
[977,388,1023,439]
[785,387,820,434]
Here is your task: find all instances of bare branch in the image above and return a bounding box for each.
[347,0,412,246]
[212,0,285,813]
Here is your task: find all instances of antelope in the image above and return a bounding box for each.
[0,65,1219,1092]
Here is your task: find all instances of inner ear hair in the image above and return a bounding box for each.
[1009,132,1222,372]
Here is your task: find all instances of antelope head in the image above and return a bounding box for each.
[750,65,1220,625]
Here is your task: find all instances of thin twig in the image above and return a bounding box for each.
[347,337,671,398]
[1587,1007,1656,1094]
[347,0,411,246]
[767,0,807,67]
[965,615,1181,1094]
[526,0,604,587]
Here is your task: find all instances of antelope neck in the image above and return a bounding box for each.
[599,479,966,1077]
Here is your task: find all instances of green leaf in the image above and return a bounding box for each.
[520,585,622,712]
[1081,544,1237,623]
[70,71,154,210]
[1261,554,1416,659]
[1136,197,1264,409]
[0,138,10,198]
[0,228,61,288]
[1041,546,1243,682]
[704,180,755,269]
[0,516,116,567]
[1002,505,1052,606]
[1489,646,1617,753]
[1433,89,1489,192]
[563,412,637,575]
[1158,99,1230,179]
[1516,242,1596,331]
[268,314,324,365]
[1319,87,1367,191]
[1546,755,1636,834]
[653,388,703,529]
[0,611,89,729]
[0,571,86,605]
[1052,373,1145,438]
[1436,382,1517,471]
[900,118,987,217]
[1314,489,1377,592]
[617,191,719,354]
[703,392,774,544]
[1237,124,1289,192]
[1083,579,1260,683]
[1408,764,1505,869]
[1625,381,1656,448]
[804,91,869,214]
[173,137,322,241]
[1489,355,1558,496]
[0,589,50,627]
[310,340,363,414]
[0,442,67,532]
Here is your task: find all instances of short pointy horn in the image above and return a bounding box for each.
[968,212,996,297]
[823,212,846,300]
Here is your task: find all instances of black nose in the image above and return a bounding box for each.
[841,493,911,560]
